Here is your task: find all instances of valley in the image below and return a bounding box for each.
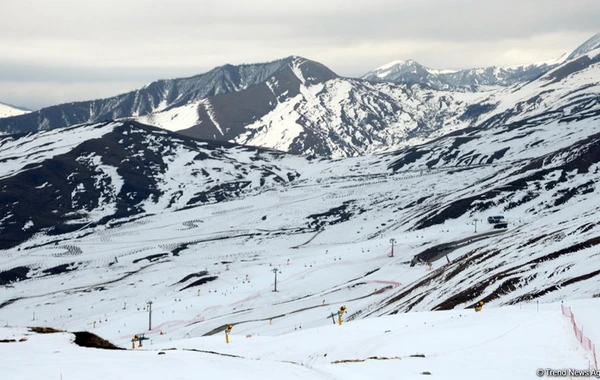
[0,29,599,380]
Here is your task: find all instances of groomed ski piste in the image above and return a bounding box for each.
[0,300,598,379]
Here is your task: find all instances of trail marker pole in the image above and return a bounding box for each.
[147,301,153,331]
[272,268,279,292]
[389,238,396,257]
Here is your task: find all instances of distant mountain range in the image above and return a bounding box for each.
[361,32,600,89]
[360,58,561,89]
[0,33,598,158]
[0,102,30,118]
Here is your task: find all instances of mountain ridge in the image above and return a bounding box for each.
[361,56,558,89]
[361,32,600,89]
[0,56,306,135]
[0,101,30,118]
[0,34,598,159]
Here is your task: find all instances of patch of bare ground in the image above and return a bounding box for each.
[0,338,27,343]
[435,235,600,309]
[433,281,490,311]
[182,348,243,358]
[332,354,425,364]
[509,269,600,304]
[524,235,600,266]
[29,327,61,334]
[518,233,550,248]
[27,327,122,350]
[73,331,123,350]
[570,223,597,235]
[382,233,600,313]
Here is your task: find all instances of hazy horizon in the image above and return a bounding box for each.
[1,0,598,110]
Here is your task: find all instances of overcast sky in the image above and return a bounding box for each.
[1,0,598,110]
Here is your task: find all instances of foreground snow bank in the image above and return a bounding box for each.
[1,299,598,380]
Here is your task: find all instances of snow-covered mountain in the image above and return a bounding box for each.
[361,33,600,89]
[361,58,558,89]
[205,45,597,157]
[566,32,600,61]
[136,39,600,157]
[2,78,600,369]
[1,35,600,380]
[0,101,29,118]
[172,76,483,157]
[0,56,329,135]
[0,34,598,160]
[1,79,600,331]
[0,121,302,249]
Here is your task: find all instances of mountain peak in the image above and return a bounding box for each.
[374,59,421,71]
[0,101,31,118]
[566,32,600,61]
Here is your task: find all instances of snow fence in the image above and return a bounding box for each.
[561,304,598,370]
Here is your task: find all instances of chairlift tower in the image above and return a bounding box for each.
[473,218,479,233]
[389,238,397,257]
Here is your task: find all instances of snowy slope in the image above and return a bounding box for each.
[566,32,600,61]
[0,299,598,380]
[0,101,29,119]
[361,58,556,90]
[1,104,600,350]
[230,79,486,157]
[0,121,303,248]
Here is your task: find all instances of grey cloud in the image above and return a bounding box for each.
[0,0,598,109]
[0,62,209,83]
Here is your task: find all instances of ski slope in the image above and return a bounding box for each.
[0,300,597,380]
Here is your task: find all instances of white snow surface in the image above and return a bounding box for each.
[136,101,203,132]
[0,300,597,380]
[234,78,489,157]
[0,102,29,118]
[0,122,116,180]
